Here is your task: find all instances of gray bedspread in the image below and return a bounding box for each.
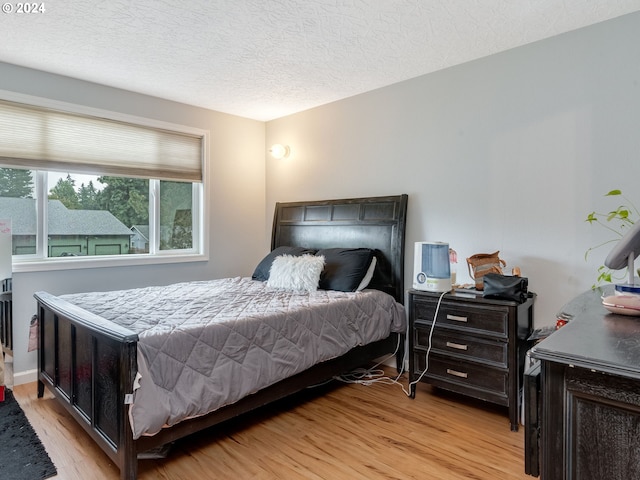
[61,277,406,438]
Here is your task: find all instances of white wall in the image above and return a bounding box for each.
[266,12,640,328]
[0,62,267,381]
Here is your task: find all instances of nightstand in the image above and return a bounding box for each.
[408,289,535,431]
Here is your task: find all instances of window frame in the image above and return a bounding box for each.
[0,90,209,273]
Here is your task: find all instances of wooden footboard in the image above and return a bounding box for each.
[35,291,140,480]
[35,290,403,480]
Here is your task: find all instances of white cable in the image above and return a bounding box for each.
[405,290,447,396]
[334,327,407,387]
[334,289,448,397]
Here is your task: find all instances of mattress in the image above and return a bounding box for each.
[61,277,406,438]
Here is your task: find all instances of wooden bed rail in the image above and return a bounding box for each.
[34,291,140,480]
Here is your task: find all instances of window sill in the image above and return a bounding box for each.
[13,252,209,273]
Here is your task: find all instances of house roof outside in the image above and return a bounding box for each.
[131,225,149,241]
[0,197,132,236]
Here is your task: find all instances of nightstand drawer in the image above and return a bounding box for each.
[414,326,508,367]
[415,354,508,401]
[413,299,508,338]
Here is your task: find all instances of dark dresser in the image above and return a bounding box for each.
[526,286,640,479]
[408,289,535,431]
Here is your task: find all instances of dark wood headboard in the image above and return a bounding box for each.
[271,194,408,304]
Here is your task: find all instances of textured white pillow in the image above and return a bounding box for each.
[267,254,325,293]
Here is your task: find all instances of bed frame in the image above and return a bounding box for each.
[34,194,408,480]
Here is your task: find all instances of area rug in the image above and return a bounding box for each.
[0,388,57,480]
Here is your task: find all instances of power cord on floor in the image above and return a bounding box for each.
[334,290,447,397]
[305,334,404,390]
[333,332,404,387]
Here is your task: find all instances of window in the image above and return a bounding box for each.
[0,167,202,264]
[0,96,207,270]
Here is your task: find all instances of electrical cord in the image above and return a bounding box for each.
[406,290,447,395]
[334,290,448,397]
[333,332,404,386]
[307,331,405,390]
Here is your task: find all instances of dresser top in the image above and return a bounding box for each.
[531,286,640,379]
[409,288,536,307]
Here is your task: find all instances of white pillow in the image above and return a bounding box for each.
[356,256,377,291]
[267,254,325,293]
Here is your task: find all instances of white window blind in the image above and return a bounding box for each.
[0,99,203,182]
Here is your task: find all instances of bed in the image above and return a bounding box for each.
[34,194,408,480]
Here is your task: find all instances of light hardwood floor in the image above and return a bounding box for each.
[13,371,531,479]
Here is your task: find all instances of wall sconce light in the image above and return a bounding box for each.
[269,144,290,159]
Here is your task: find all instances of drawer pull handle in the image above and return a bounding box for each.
[446,314,468,322]
[446,341,468,351]
[446,368,468,379]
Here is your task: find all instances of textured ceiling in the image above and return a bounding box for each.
[1,1,640,121]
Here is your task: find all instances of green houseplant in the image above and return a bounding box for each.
[585,190,639,287]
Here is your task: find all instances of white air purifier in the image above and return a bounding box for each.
[413,241,452,292]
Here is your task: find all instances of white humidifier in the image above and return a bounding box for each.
[413,241,452,292]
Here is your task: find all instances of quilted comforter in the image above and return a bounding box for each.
[61,277,406,438]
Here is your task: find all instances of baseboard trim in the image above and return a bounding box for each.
[14,368,38,386]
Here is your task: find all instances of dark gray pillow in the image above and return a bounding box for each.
[252,246,317,281]
[315,248,375,292]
